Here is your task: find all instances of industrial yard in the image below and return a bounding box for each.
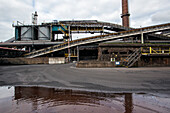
[0,0,170,112]
[0,0,170,67]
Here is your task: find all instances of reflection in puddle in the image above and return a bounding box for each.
[0,86,170,113]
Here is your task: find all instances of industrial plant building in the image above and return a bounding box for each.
[0,0,170,67]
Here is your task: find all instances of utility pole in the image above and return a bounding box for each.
[77,46,79,62]
[140,26,144,44]
[141,32,144,44]
[68,25,71,62]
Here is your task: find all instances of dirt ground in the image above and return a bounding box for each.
[0,63,170,96]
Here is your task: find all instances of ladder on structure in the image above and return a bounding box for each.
[123,48,142,68]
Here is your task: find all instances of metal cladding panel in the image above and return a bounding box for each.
[15,28,18,40]
[52,26,66,32]
[21,27,32,40]
[52,26,59,31]
[38,27,50,40]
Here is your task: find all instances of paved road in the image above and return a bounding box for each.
[0,63,170,96]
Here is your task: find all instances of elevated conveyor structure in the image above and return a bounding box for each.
[14,20,132,42]
[59,20,170,40]
[24,23,170,58]
[58,20,132,32]
[11,20,169,46]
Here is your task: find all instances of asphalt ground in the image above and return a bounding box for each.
[0,63,170,97]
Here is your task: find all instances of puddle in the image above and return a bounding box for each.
[0,86,170,113]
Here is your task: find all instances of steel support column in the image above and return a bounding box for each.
[68,25,71,62]
[77,46,79,62]
[141,32,144,44]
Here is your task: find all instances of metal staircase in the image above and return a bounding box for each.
[123,48,142,68]
[24,23,170,58]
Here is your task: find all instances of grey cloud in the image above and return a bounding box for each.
[130,0,170,28]
[0,0,170,41]
[151,10,170,23]
[0,22,13,42]
[0,0,33,41]
[36,0,120,20]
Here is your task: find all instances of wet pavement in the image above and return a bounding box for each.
[0,64,170,112]
[0,64,170,95]
[0,86,170,113]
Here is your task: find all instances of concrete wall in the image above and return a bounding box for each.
[0,57,65,65]
[77,56,170,68]
[49,57,65,64]
[98,45,138,61]
[137,56,170,67]
[76,61,119,68]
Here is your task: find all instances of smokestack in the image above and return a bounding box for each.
[121,0,130,27]
[32,11,38,25]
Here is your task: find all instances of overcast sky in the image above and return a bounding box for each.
[0,0,170,41]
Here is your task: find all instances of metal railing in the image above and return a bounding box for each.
[142,47,170,55]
